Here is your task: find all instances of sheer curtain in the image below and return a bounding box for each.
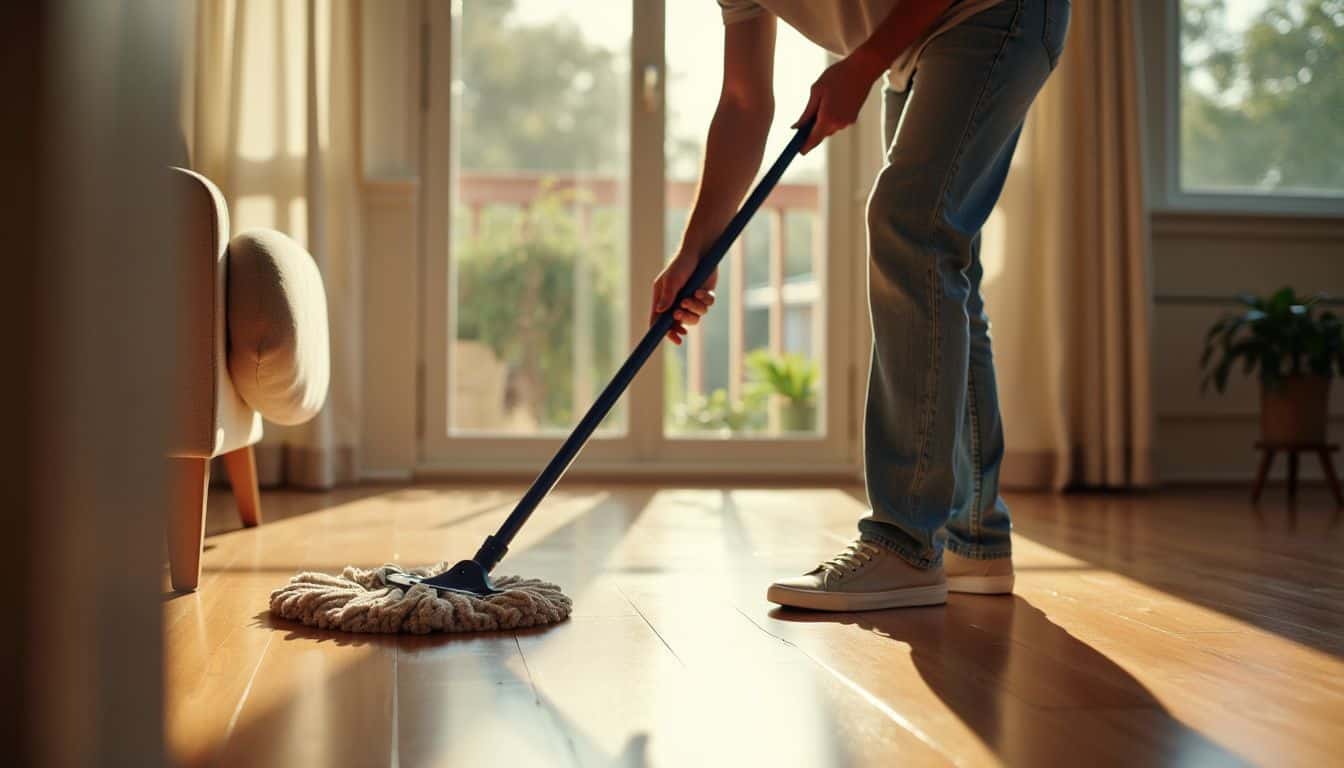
[981,1,1156,489]
[182,0,363,488]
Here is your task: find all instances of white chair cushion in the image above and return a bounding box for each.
[226,229,330,425]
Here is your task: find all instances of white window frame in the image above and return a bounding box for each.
[1144,0,1344,217]
[415,0,865,479]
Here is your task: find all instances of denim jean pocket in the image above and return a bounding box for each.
[1042,0,1071,69]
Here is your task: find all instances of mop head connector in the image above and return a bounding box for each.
[269,561,572,634]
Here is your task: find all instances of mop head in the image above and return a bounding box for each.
[269,562,572,634]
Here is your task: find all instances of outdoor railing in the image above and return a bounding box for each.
[455,171,823,409]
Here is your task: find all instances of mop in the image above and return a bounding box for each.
[270,120,813,633]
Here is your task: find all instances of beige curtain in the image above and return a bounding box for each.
[981,1,1155,489]
[182,0,363,488]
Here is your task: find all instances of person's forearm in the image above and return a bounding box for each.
[849,0,953,79]
[678,99,774,256]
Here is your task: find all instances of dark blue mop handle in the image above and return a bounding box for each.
[472,118,814,573]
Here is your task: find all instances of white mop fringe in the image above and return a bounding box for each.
[270,562,572,634]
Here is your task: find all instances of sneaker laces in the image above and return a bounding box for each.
[818,540,881,576]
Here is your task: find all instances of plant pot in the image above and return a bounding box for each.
[781,401,816,433]
[1260,374,1331,445]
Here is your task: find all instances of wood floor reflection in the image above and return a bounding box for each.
[166,484,1344,767]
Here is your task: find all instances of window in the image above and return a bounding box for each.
[419,0,858,472]
[1162,0,1344,212]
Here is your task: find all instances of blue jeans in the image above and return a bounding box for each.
[858,0,1069,567]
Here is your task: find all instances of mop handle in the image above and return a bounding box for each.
[473,118,815,572]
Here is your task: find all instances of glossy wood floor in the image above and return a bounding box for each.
[165,482,1344,767]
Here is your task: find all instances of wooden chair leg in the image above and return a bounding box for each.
[1286,451,1300,503]
[167,456,210,591]
[1251,449,1275,503]
[1319,450,1344,509]
[223,445,262,528]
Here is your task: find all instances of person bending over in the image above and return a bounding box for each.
[651,0,1070,611]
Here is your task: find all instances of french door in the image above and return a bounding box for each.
[419,0,861,475]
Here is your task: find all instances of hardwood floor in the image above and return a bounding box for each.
[165,483,1344,767]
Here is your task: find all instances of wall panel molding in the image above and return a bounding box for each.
[1152,210,1344,242]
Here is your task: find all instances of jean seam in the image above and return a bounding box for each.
[1043,0,1068,69]
[967,365,983,539]
[909,259,939,502]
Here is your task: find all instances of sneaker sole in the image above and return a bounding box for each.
[766,582,948,612]
[947,574,1015,594]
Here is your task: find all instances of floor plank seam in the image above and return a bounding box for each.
[514,635,583,768]
[390,647,400,768]
[732,607,797,649]
[513,634,542,703]
[1192,596,1334,641]
[214,631,273,766]
[732,606,1017,762]
[615,584,686,668]
[736,611,947,759]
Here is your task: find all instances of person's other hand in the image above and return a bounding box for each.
[650,252,717,346]
[794,52,884,154]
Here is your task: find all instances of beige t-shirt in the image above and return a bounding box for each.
[718,0,1005,91]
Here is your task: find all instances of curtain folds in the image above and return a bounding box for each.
[184,0,363,489]
[982,0,1156,489]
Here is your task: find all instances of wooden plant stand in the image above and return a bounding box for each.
[1251,442,1343,507]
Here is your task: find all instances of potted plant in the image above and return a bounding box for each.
[746,350,819,433]
[672,387,768,436]
[1201,287,1343,445]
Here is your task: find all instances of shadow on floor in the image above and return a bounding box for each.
[771,596,1246,766]
[840,487,1344,660]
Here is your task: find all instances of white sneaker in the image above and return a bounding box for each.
[766,539,948,611]
[944,550,1015,594]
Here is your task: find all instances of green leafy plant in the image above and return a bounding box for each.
[1201,287,1344,393]
[672,388,768,433]
[455,184,622,428]
[745,350,819,405]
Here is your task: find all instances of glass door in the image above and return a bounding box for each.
[421,0,857,473]
[655,2,854,468]
[448,1,630,438]
[421,0,638,466]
